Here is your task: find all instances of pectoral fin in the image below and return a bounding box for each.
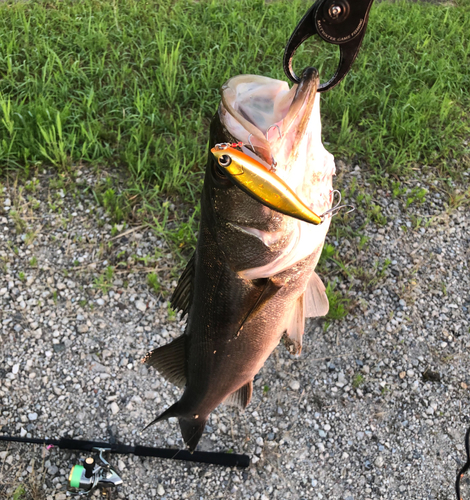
[223,381,253,409]
[304,272,329,318]
[142,335,186,388]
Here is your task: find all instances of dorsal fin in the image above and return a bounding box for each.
[283,294,304,356]
[142,335,186,388]
[304,272,329,318]
[170,252,195,316]
[223,380,253,409]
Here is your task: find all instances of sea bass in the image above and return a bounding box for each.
[143,67,335,451]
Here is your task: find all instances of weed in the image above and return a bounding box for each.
[18,271,26,282]
[263,385,270,395]
[12,485,26,500]
[406,187,427,207]
[352,373,364,388]
[9,210,26,233]
[100,188,125,223]
[167,305,177,321]
[325,280,352,321]
[94,266,115,294]
[147,272,161,295]
[24,230,37,246]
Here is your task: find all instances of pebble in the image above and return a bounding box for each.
[289,380,300,390]
[135,299,147,312]
[28,412,38,421]
[1,166,468,500]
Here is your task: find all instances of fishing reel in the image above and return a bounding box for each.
[68,447,123,496]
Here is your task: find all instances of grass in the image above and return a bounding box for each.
[0,0,468,187]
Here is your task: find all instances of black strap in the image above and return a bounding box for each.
[0,435,250,468]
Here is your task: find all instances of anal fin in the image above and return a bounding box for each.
[141,335,186,388]
[304,272,329,318]
[283,294,304,356]
[223,381,253,409]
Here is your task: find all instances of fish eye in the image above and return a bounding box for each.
[218,155,232,167]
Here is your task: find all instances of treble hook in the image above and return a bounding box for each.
[248,133,277,172]
[319,189,355,221]
[266,124,282,141]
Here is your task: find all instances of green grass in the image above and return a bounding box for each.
[0,0,468,186]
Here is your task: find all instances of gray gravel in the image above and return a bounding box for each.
[0,163,469,500]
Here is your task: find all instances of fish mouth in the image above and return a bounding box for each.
[220,67,320,171]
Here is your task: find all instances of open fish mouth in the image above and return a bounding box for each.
[219,67,335,217]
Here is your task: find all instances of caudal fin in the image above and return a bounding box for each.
[179,416,208,452]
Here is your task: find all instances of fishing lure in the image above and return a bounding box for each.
[211,143,325,225]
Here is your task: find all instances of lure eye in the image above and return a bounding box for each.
[218,155,232,167]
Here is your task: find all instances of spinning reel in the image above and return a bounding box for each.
[68,447,122,496]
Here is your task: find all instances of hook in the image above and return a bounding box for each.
[266,124,282,141]
[319,190,355,221]
[247,133,277,172]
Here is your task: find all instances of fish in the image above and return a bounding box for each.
[142,67,336,452]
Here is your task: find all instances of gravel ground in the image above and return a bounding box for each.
[0,162,469,500]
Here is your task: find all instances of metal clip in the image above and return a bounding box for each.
[283,0,376,91]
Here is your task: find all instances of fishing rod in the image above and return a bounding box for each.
[0,434,250,496]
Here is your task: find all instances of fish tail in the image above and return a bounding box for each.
[142,402,179,431]
[178,416,208,452]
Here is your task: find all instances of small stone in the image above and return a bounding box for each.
[20,427,27,437]
[461,382,468,390]
[157,484,165,496]
[47,464,59,475]
[289,380,300,391]
[12,364,19,375]
[28,412,38,421]
[375,456,384,467]
[110,402,119,414]
[96,298,105,306]
[135,300,147,312]
[399,371,406,379]
[77,324,89,333]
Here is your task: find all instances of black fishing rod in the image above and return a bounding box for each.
[456,426,470,500]
[0,434,250,495]
[0,435,249,467]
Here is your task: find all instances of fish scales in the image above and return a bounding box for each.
[143,67,335,451]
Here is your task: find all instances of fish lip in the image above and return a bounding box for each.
[282,67,320,147]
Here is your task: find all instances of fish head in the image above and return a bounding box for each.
[204,67,336,278]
